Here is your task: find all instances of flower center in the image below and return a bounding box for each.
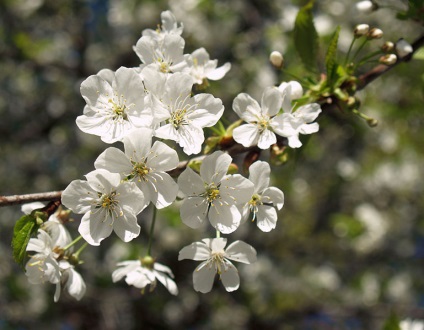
[133,162,150,181]
[211,251,225,274]
[97,191,120,214]
[248,194,262,214]
[170,108,188,128]
[257,116,269,132]
[109,99,128,121]
[157,58,171,73]
[206,184,220,203]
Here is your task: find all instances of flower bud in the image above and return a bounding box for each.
[367,28,383,39]
[354,24,369,37]
[355,1,377,14]
[269,51,284,69]
[396,39,413,58]
[379,54,397,65]
[381,41,394,53]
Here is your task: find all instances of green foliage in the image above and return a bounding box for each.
[396,0,424,23]
[325,26,341,86]
[382,312,401,330]
[293,0,319,72]
[11,214,40,268]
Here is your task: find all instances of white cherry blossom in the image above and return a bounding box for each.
[94,129,179,209]
[178,151,254,233]
[76,67,152,143]
[186,47,231,84]
[178,238,257,293]
[232,87,296,149]
[241,161,285,232]
[142,10,183,41]
[148,72,224,155]
[112,257,178,295]
[61,169,147,246]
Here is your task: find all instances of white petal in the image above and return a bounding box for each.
[61,180,95,214]
[207,62,231,81]
[287,134,302,148]
[299,122,319,135]
[180,197,208,229]
[220,174,254,205]
[122,129,153,161]
[85,169,121,193]
[260,87,282,117]
[200,151,232,184]
[112,261,140,282]
[145,172,179,209]
[177,167,205,196]
[178,125,204,155]
[270,114,297,137]
[232,93,261,122]
[256,205,278,232]
[113,208,141,242]
[116,181,147,215]
[80,75,112,107]
[206,238,228,251]
[78,211,113,246]
[248,161,270,193]
[233,124,260,148]
[190,94,224,127]
[125,270,152,289]
[65,268,86,300]
[209,203,241,234]
[148,141,179,171]
[293,103,321,122]
[21,202,45,215]
[262,186,285,210]
[178,241,211,261]
[154,270,178,295]
[257,129,276,149]
[225,240,257,264]
[193,261,216,293]
[54,282,61,302]
[94,147,132,174]
[220,262,240,292]
[153,262,174,277]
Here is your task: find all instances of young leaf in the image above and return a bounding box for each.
[12,214,40,267]
[325,26,340,85]
[293,0,319,72]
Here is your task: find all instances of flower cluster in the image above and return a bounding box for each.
[24,203,86,302]
[22,10,322,299]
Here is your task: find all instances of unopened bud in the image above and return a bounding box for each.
[379,54,397,65]
[356,1,377,14]
[269,51,284,69]
[354,24,369,37]
[381,41,394,53]
[367,118,378,127]
[396,38,413,58]
[367,28,383,39]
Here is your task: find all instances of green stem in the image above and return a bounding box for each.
[216,230,220,238]
[73,242,88,259]
[63,235,83,251]
[344,37,357,66]
[356,50,383,67]
[146,206,157,256]
[351,38,369,62]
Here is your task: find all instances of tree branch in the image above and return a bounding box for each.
[357,34,424,90]
[0,191,63,207]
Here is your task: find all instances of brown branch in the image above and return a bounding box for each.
[357,34,424,90]
[0,191,63,207]
[2,35,423,208]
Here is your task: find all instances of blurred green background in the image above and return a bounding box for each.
[0,0,423,329]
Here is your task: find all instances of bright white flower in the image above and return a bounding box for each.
[94,129,179,209]
[76,67,152,143]
[232,87,297,149]
[241,161,284,232]
[61,169,147,246]
[269,51,284,69]
[134,34,188,73]
[178,238,257,293]
[186,48,231,84]
[400,319,424,330]
[278,81,303,100]
[112,257,178,295]
[274,83,322,148]
[396,39,413,58]
[25,229,86,302]
[142,10,183,40]
[178,151,254,233]
[145,71,224,155]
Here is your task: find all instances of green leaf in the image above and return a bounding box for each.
[413,47,424,60]
[382,312,401,330]
[12,214,40,267]
[293,0,319,72]
[325,26,340,85]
